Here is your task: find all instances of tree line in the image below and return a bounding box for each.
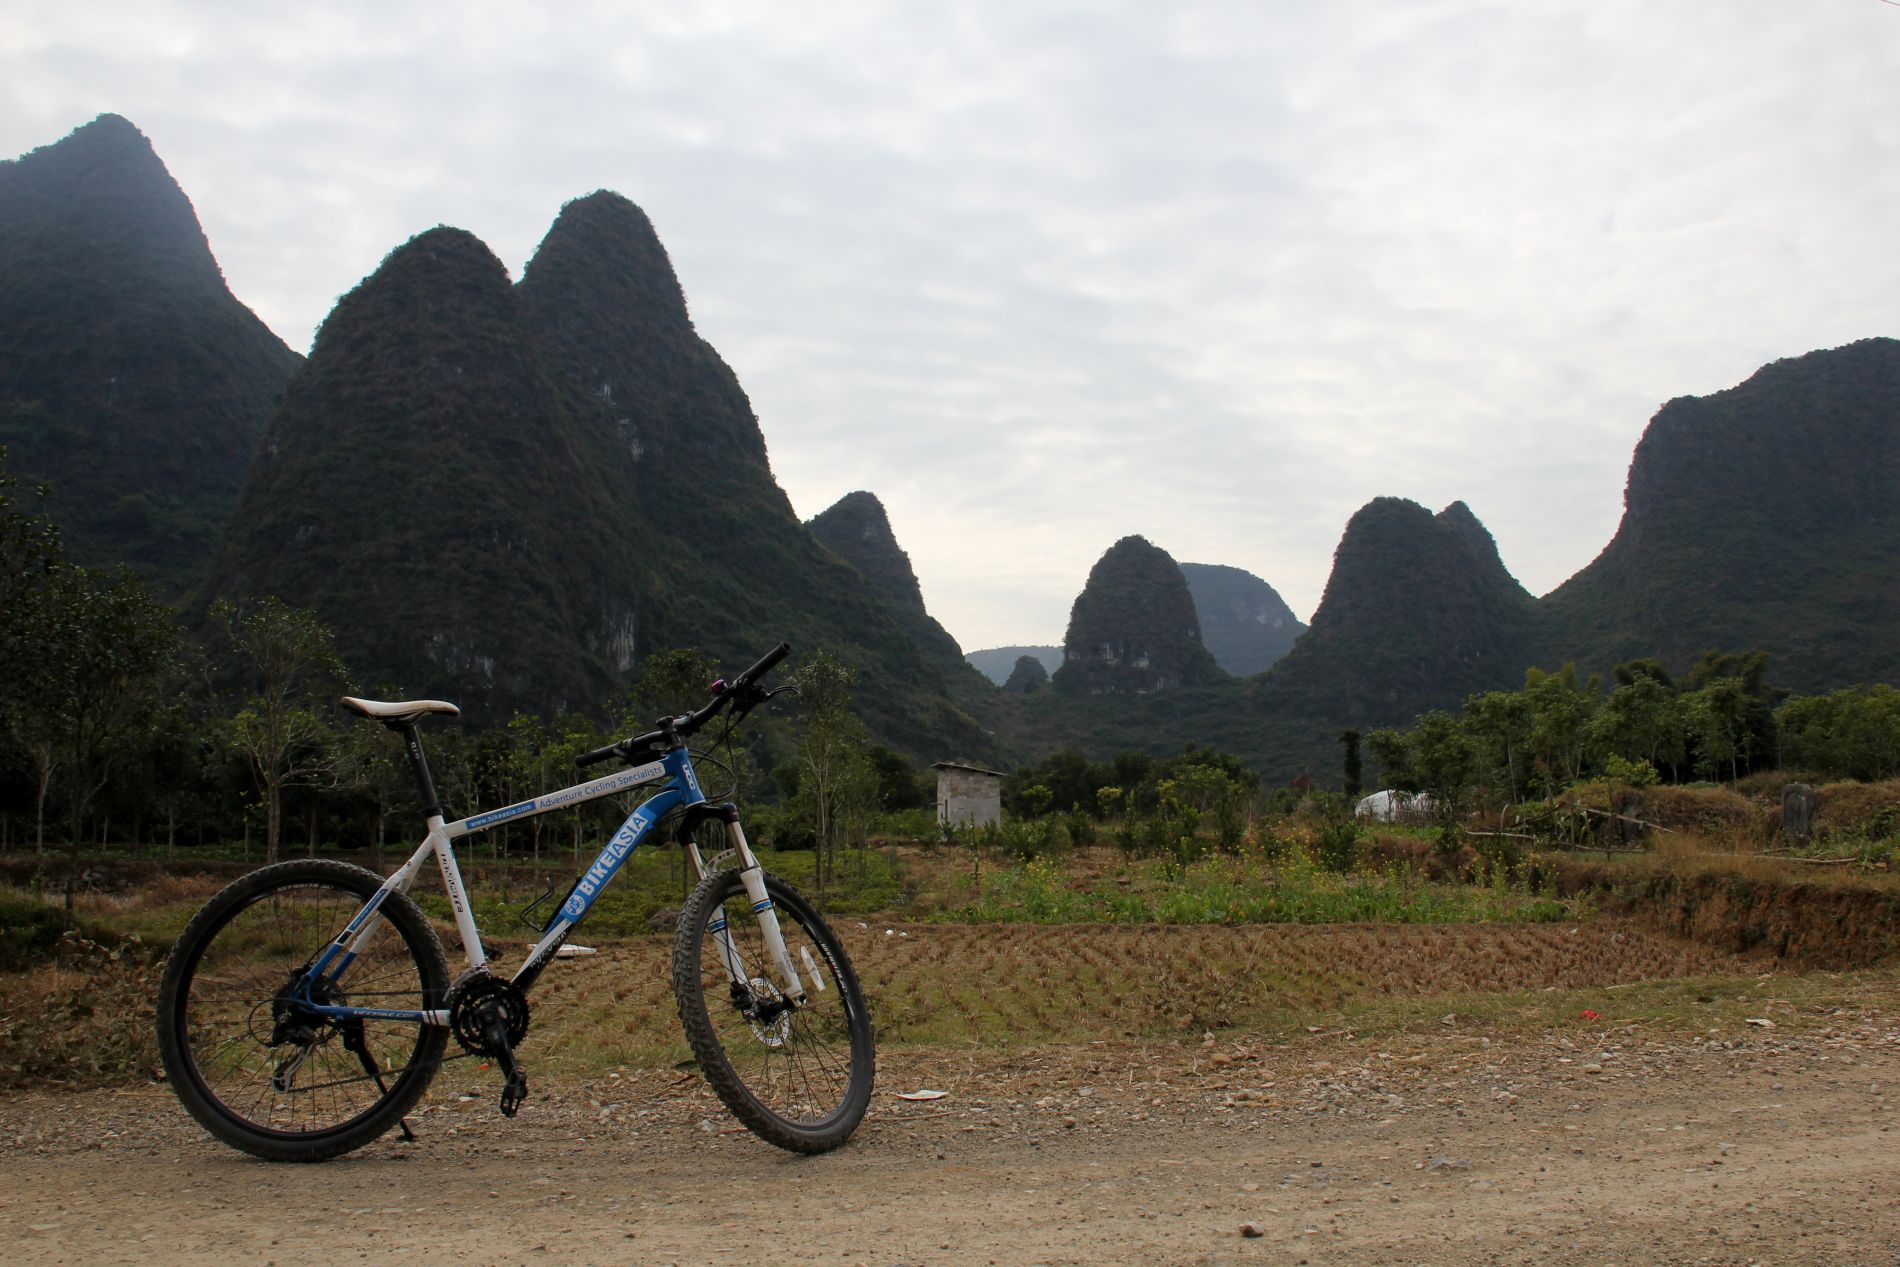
[0,448,932,886]
[1360,652,1900,826]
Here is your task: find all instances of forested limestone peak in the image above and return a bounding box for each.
[1054,535,1225,695]
[1,113,224,296]
[1003,654,1049,694]
[1177,561,1306,678]
[806,491,926,614]
[517,191,692,335]
[1534,336,1900,691]
[0,114,301,596]
[308,225,518,367]
[203,220,643,721]
[1302,498,1531,641]
[1252,497,1536,730]
[517,188,782,521]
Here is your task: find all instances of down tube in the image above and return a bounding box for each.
[513,788,684,983]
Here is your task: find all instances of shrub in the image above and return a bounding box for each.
[1813,780,1900,840]
[997,816,1062,861]
[1313,818,1361,873]
[1640,784,1771,842]
[0,891,67,972]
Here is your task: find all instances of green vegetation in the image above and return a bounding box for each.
[1363,650,1894,809]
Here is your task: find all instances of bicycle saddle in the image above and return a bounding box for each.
[340,696,461,722]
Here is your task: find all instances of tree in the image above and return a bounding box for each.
[4,554,177,866]
[1339,729,1362,799]
[1684,650,1780,777]
[1523,665,1598,795]
[1590,674,1687,781]
[1685,676,1753,784]
[211,597,350,863]
[629,647,717,723]
[1367,712,1475,831]
[787,651,877,892]
[0,447,68,857]
[1778,685,1900,782]
[1460,690,1532,800]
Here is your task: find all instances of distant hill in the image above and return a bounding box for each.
[1053,535,1225,695]
[1534,337,1900,693]
[807,491,927,615]
[1000,500,1537,780]
[202,191,999,758]
[1178,562,1306,677]
[1002,654,1049,694]
[13,114,1897,781]
[0,115,300,596]
[970,564,1300,684]
[805,488,987,695]
[966,645,1063,685]
[1262,497,1536,725]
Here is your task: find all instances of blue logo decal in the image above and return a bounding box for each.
[468,800,535,830]
[562,893,586,920]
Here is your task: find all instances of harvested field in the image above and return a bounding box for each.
[510,917,1762,1073]
[2,917,1763,1088]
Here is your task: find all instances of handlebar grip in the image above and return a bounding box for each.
[734,642,791,687]
[574,741,622,769]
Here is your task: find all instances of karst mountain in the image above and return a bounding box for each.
[0,114,301,594]
[10,114,1899,783]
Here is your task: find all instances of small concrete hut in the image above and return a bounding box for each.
[932,762,1006,830]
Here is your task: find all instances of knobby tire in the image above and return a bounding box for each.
[672,869,875,1153]
[155,859,449,1162]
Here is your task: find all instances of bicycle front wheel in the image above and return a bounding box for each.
[155,859,450,1162]
[672,869,875,1152]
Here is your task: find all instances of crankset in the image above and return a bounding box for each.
[448,971,532,1116]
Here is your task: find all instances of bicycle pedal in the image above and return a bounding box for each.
[499,1070,528,1117]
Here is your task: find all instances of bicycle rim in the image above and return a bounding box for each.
[162,865,446,1154]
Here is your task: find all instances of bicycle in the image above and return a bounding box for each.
[155,643,875,1162]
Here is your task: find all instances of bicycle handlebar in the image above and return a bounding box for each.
[575,642,791,769]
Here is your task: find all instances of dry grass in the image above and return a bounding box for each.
[1814,779,1900,836]
[508,916,1764,1077]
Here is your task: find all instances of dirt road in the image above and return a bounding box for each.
[5,1006,1897,1267]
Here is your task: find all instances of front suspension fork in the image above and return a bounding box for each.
[688,818,808,1005]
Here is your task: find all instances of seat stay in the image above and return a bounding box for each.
[299,825,459,1027]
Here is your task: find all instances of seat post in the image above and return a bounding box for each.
[388,721,445,820]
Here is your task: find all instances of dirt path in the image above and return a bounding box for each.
[5,1006,1898,1267]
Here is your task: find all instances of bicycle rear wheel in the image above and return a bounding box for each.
[155,859,449,1162]
[672,869,875,1152]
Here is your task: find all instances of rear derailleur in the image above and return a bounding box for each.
[449,971,532,1116]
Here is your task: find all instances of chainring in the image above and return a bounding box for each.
[447,972,531,1057]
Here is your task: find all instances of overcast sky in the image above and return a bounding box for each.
[7,2,1899,652]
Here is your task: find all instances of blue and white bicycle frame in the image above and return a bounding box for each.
[289,743,808,1034]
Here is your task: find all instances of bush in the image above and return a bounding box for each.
[1313,819,1361,873]
[1813,780,1900,839]
[1640,784,1771,842]
[997,816,1064,861]
[0,891,68,972]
